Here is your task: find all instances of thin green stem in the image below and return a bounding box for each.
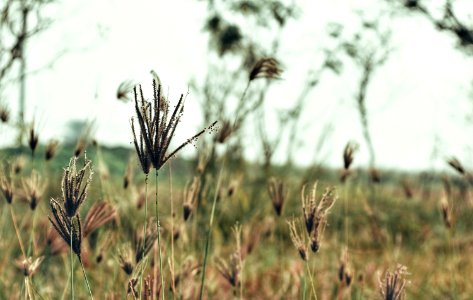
[155,169,165,300]
[9,205,26,259]
[27,208,38,257]
[70,222,74,300]
[169,163,176,298]
[305,260,317,300]
[140,174,149,298]
[79,258,94,300]
[199,161,225,300]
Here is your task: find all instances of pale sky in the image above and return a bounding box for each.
[3,0,473,171]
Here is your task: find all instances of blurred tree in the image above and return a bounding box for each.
[389,0,473,53]
[0,0,54,142]
[340,15,392,168]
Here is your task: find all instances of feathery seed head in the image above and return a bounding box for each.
[61,155,93,217]
[287,219,308,261]
[14,256,44,277]
[48,199,83,257]
[21,170,46,210]
[267,177,287,216]
[45,139,59,161]
[249,57,283,81]
[378,264,409,300]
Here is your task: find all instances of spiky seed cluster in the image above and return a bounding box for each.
[341,141,358,182]
[183,176,200,221]
[0,167,14,204]
[216,252,241,288]
[287,219,308,261]
[447,157,465,175]
[134,224,158,263]
[338,248,353,287]
[301,182,337,253]
[249,57,283,81]
[118,245,134,275]
[14,256,44,277]
[28,122,39,155]
[379,264,409,300]
[45,139,59,161]
[215,119,232,144]
[22,170,46,210]
[116,80,134,102]
[267,177,287,216]
[131,78,217,174]
[61,156,93,218]
[49,200,83,256]
[123,156,134,189]
[83,201,117,237]
[217,224,243,289]
[49,155,93,258]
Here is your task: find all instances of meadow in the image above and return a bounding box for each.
[0,75,472,300]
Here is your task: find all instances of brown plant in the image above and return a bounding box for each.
[183,176,200,221]
[131,78,217,172]
[378,264,409,300]
[83,201,117,237]
[21,170,46,210]
[301,182,337,252]
[249,57,283,81]
[267,177,288,216]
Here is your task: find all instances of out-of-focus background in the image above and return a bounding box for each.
[2,0,473,171]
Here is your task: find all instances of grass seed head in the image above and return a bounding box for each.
[378,264,409,300]
[21,170,46,210]
[0,165,14,204]
[45,139,60,161]
[287,218,308,261]
[267,177,288,216]
[48,199,83,257]
[249,57,283,81]
[61,155,93,217]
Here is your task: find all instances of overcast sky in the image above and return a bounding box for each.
[3,0,473,171]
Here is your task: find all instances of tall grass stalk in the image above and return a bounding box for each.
[70,223,74,300]
[79,258,94,299]
[169,162,176,298]
[9,205,26,259]
[306,261,317,300]
[199,161,225,300]
[140,174,149,297]
[155,169,165,300]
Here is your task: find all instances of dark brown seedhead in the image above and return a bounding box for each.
[287,219,308,261]
[132,78,217,173]
[183,176,200,221]
[83,201,117,237]
[21,170,46,210]
[134,223,158,263]
[48,199,83,257]
[117,80,134,102]
[343,141,358,170]
[267,177,288,216]
[249,57,283,81]
[45,139,59,161]
[28,121,39,156]
[301,182,337,253]
[0,165,14,204]
[14,256,44,277]
[447,157,465,175]
[61,155,93,217]
[378,264,409,300]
